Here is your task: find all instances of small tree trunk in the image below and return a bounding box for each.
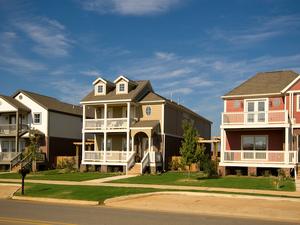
[188,165,191,180]
[32,160,37,172]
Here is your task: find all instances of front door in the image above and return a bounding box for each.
[246,100,266,123]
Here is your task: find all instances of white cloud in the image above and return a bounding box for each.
[80,0,183,16]
[209,14,300,44]
[15,17,72,57]
[50,79,91,104]
[80,70,102,77]
[155,51,176,60]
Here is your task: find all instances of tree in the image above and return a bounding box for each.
[179,121,203,178]
[27,129,42,172]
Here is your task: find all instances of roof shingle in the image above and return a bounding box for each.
[224,70,299,97]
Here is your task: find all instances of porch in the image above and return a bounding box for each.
[220,128,298,167]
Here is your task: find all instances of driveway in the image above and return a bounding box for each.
[105,192,300,223]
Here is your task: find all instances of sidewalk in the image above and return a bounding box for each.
[1,178,300,198]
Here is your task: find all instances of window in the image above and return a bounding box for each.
[273,98,280,107]
[97,85,104,94]
[242,136,267,151]
[233,100,240,109]
[119,83,125,92]
[33,113,41,124]
[146,106,152,116]
[246,100,266,123]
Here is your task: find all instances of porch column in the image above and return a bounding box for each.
[220,128,225,163]
[285,127,289,164]
[148,135,151,152]
[82,132,85,162]
[104,103,107,129]
[126,102,130,158]
[104,103,107,162]
[131,135,134,152]
[15,110,19,153]
[82,105,86,130]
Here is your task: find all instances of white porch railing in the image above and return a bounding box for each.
[0,124,29,135]
[0,152,20,161]
[222,110,288,125]
[84,118,128,130]
[84,150,130,162]
[223,150,298,164]
[141,151,150,174]
[126,152,136,172]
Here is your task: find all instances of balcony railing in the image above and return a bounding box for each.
[223,150,297,164]
[0,152,20,161]
[222,110,288,125]
[0,124,29,135]
[84,118,130,130]
[84,150,130,162]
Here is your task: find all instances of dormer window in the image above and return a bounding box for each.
[97,85,104,94]
[119,83,125,92]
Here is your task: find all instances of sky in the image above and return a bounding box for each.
[0,0,300,136]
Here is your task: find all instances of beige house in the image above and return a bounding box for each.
[81,75,211,173]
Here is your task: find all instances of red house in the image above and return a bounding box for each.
[219,70,299,176]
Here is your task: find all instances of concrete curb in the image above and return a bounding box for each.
[12,196,99,206]
[104,191,300,205]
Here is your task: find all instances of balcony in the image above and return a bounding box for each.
[0,124,29,136]
[222,110,288,126]
[84,150,130,163]
[223,150,297,164]
[84,118,131,131]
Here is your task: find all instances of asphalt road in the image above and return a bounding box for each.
[0,199,298,225]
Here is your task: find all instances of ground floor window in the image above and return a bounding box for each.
[242,135,267,150]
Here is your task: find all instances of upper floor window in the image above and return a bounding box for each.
[119,83,125,92]
[97,85,104,94]
[297,95,300,112]
[233,100,240,109]
[146,106,152,116]
[273,98,280,107]
[33,113,41,124]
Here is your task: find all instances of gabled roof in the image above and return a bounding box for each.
[114,75,137,85]
[0,95,30,112]
[223,70,299,98]
[92,77,115,87]
[81,80,152,102]
[12,90,83,117]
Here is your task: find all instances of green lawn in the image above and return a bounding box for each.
[0,170,120,181]
[16,183,158,203]
[111,172,296,191]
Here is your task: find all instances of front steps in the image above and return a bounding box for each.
[128,163,141,175]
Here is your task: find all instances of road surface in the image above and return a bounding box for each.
[0,199,298,225]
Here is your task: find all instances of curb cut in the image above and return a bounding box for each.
[104,191,300,205]
[12,196,100,206]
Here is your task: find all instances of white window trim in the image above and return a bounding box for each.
[297,94,300,112]
[145,106,152,116]
[116,81,128,94]
[95,83,106,96]
[241,135,268,151]
[33,112,42,125]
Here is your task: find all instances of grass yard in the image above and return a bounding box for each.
[111,172,296,191]
[0,170,120,181]
[15,183,158,203]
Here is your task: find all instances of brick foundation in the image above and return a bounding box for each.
[218,166,226,176]
[101,165,108,172]
[248,167,257,176]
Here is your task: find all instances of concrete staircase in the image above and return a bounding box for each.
[128,163,141,175]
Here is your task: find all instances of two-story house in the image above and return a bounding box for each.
[220,71,299,176]
[0,90,83,170]
[80,75,211,174]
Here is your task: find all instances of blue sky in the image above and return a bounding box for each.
[0,0,300,135]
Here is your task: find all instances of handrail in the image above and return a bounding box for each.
[140,151,150,174]
[10,152,22,168]
[126,152,136,173]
